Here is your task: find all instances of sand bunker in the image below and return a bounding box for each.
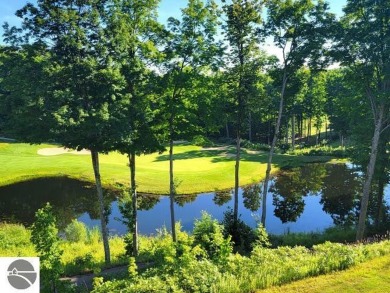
[37,147,90,156]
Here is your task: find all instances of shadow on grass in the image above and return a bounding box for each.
[154,146,335,169]
[154,148,233,162]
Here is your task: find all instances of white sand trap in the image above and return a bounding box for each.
[38,147,90,156]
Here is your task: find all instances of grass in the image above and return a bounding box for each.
[0,142,339,194]
[259,254,390,293]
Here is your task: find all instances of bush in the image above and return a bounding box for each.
[191,135,215,147]
[31,203,63,293]
[192,212,232,263]
[64,220,88,243]
[288,145,352,158]
[0,223,31,250]
[221,209,256,254]
[241,139,270,151]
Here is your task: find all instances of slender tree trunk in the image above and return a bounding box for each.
[261,71,288,226]
[169,119,176,242]
[285,118,289,144]
[325,120,328,139]
[300,116,303,138]
[234,129,241,222]
[129,152,138,256]
[91,150,111,264]
[376,178,385,228]
[248,112,252,142]
[292,115,295,150]
[356,106,384,241]
[226,122,230,139]
[267,118,271,145]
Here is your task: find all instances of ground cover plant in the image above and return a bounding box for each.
[1,213,390,293]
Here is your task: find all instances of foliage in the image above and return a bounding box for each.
[30,203,63,292]
[254,223,271,248]
[192,211,232,263]
[241,139,270,152]
[288,145,351,158]
[221,208,256,254]
[269,226,357,248]
[64,220,88,243]
[2,216,390,293]
[191,135,215,148]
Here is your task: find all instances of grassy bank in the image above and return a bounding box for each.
[259,254,390,293]
[0,142,339,194]
[2,221,390,293]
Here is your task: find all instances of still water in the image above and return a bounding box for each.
[0,163,389,235]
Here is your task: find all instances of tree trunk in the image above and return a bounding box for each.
[325,121,328,139]
[234,129,241,223]
[261,71,288,227]
[91,150,111,264]
[129,152,138,256]
[285,118,289,144]
[292,115,295,150]
[248,112,252,142]
[356,105,384,241]
[226,122,230,139]
[169,124,176,242]
[376,177,385,228]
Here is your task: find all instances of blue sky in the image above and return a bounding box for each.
[0,0,346,43]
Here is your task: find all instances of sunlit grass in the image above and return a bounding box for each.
[0,142,338,194]
[258,254,390,293]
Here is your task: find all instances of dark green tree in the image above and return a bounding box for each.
[261,0,335,226]
[221,0,264,224]
[4,0,132,263]
[335,0,390,240]
[106,0,164,256]
[157,0,221,242]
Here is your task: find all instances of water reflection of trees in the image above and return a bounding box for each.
[137,194,160,210]
[270,163,390,230]
[242,184,261,212]
[320,164,360,226]
[213,191,232,206]
[270,164,327,223]
[175,194,197,207]
[0,177,116,230]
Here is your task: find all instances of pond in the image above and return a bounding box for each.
[0,163,389,235]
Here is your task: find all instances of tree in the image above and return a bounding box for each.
[222,0,264,224]
[335,0,390,241]
[261,0,334,226]
[5,0,130,264]
[106,0,164,256]
[0,44,55,142]
[157,0,221,241]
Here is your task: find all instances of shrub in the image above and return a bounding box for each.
[221,209,256,254]
[64,220,88,243]
[0,223,31,250]
[191,135,215,147]
[31,203,63,293]
[241,139,271,151]
[192,212,232,263]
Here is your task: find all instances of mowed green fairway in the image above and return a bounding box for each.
[0,142,337,194]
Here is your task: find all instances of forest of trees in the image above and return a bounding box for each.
[0,0,389,264]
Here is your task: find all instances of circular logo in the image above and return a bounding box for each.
[7,259,37,289]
